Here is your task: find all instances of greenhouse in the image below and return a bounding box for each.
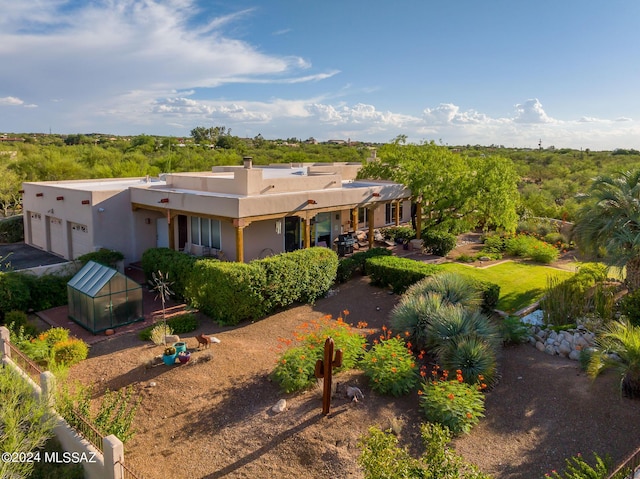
[67,261,143,333]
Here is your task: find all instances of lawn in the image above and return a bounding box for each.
[440,261,575,313]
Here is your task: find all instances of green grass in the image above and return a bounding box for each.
[439,261,575,313]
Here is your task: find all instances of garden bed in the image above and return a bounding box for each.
[67,275,640,479]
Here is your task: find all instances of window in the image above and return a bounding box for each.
[71,223,88,233]
[190,216,221,249]
[385,202,404,224]
[357,207,367,226]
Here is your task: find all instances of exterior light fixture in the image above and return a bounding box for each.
[159,198,169,203]
[307,199,317,205]
[56,196,64,201]
[98,208,105,213]
[275,220,282,234]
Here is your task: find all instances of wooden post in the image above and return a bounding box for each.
[167,210,175,251]
[394,200,401,226]
[314,338,343,416]
[368,206,375,249]
[416,201,423,239]
[351,208,358,232]
[233,220,245,262]
[304,218,311,249]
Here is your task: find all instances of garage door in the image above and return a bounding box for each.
[71,222,92,259]
[48,217,66,257]
[29,212,45,249]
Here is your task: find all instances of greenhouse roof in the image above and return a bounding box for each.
[67,260,118,298]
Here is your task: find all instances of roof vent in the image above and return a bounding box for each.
[243,156,253,169]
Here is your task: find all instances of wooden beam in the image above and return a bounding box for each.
[303,218,311,249]
[368,206,375,249]
[395,200,400,226]
[351,208,358,232]
[416,201,423,239]
[234,224,244,263]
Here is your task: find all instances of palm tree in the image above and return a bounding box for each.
[587,318,640,398]
[573,169,640,291]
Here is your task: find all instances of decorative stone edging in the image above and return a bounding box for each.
[527,325,596,361]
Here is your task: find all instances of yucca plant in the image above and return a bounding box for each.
[424,304,501,352]
[406,272,483,310]
[391,292,445,350]
[437,334,498,387]
[587,318,640,398]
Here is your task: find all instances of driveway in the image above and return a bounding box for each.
[0,243,68,272]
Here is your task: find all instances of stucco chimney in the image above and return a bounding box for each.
[243,156,253,169]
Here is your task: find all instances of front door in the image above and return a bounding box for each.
[156,218,169,248]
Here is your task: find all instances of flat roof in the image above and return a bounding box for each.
[25,178,165,192]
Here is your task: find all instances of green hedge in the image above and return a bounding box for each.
[77,249,124,268]
[140,248,197,300]
[366,256,442,294]
[256,247,338,307]
[185,259,267,325]
[468,279,501,314]
[0,215,24,243]
[0,272,71,318]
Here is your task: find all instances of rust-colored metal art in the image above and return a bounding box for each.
[314,337,343,415]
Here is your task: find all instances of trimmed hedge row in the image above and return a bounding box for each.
[366,256,443,294]
[336,247,392,283]
[0,272,71,319]
[177,247,338,325]
[421,229,457,256]
[0,215,24,243]
[141,248,197,300]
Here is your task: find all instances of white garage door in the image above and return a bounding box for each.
[71,222,92,259]
[49,217,66,257]
[29,212,45,249]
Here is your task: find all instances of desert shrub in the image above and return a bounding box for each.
[391,293,443,351]
[542,275,588,327]
[271,314,367,393]
[358,423,491,479]
[141,248,197,299]
[528,241,560,263]
[350,247,392,275]
[481,233,507,253]
[3,310,38,338]
[619,288,640,326]
[51,338,89,366]
[419,369,486,435]
[545,452,625,479]
[77,249,124,268]
[146,323,173,345]
[271,346,318,393]
[499,316,529,344]
[185,259,266,325]
[43,327,70,346]
[578,347,595,371]
[336,257,358,283]
[544,232,564,245]
[469,279,501,313]
[0,272,31,317]
[58,384,140,444]
[421,229,457,256]
[381,226,416,243]
[167,313,198,334]
[361,334,418,397]
[366,256,442,294]
[0,215,24,243]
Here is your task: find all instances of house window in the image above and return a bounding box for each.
[71,223,88,233]
[190,216,221,249]
[358,207,367,226]
[385,202,404,224]
[30,212,41,220]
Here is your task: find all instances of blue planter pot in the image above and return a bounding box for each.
[173,342,187,354]
[162,353,177,365]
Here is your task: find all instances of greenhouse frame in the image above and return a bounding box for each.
[67,261,143,333]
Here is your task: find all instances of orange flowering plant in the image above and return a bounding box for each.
[361,327,418,397]
[271,311,368,393]
[419,367,485,435]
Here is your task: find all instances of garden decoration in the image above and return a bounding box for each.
[314,337,343,416]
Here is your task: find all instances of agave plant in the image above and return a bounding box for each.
[391,291,446,350]
[587,318,640,398]
[424,304,501,352]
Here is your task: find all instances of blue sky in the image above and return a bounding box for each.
[1,0,640,149]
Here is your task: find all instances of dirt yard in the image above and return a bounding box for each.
[67,269,640,479]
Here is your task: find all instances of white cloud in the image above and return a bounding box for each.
[0,97,24,106]
[513,99,555,124]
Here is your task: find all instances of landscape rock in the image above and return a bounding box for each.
[272,399,287,413]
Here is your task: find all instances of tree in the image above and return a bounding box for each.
[573,170,640,290]
[0,367,55,479]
